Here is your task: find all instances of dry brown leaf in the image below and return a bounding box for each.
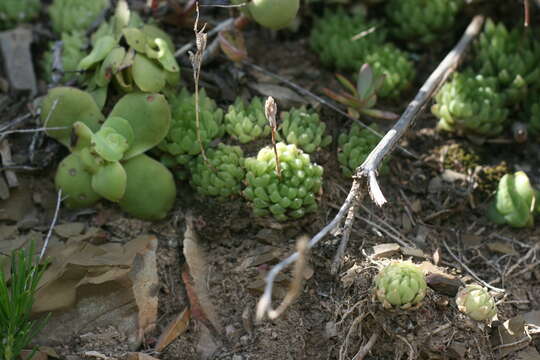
[20,349,48,360]
[155,307,191,352]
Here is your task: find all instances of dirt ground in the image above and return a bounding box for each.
[1,1,540,359]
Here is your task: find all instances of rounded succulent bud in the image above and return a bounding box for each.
[431,71,508,137]
[310,8,386,72]
[225,97,271,144]
[119,154,176,220]
[238,0,300,30]
[0,0,41,29]
[473,19,540,104]
[374,261,427,310]
[487,171,538,228]
[278,106,331,153]
[49,0,109,34]
[386,0,463,45]
[189,144,245,198]
[55,153,101,208]
[338,124,386,178]
[42,31,87,84]
[159,88,224,166]
[455,285,497,321]
[243,142,323,221]
[365,44,415,98]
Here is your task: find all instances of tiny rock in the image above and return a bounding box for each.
[0,27,37,95]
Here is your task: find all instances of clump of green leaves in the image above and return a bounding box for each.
[473,19,540,104]
[338,123,386,177]
[41,31,87,83]
[0,242,49,360]
[159,88,224,166]
[189,144,245,198]
[456,284,497,322]
[278,106,331,153]
[386,0,463,45]
[0,0,41,29]
[244,143,323,221]
[487,171,540,228]
[42,86,176,220]
[48,0,109,34]
[431,71,508,137]
[374,261,427,310]
[225,97,271,143]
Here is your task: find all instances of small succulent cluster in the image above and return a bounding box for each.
[473,19,540,104]
[42,87,176,220]
[525,100,540,136]
[189,144,245,198]
[225,97,271,143]
[159,88,224,167]
[386,0,463,45]
[0,0,41,29]
[310,9,414,98]
[455,285,497,321]
[76,0,179,94]
[48,0,109,34]
[243,143,323,221]
[487,171,540,228]
[231,0,300,30]
[278,106,331,153]
[374,261,427,310]
[432,71,508,137]
[338,123,386,177]
[41,31,87,83]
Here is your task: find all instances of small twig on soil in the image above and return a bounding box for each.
[352,328,380,360]
[51,40,64,86]
[339,312,369,360]
[0,126,68,137]
[331,193,362,275]
[255,15,485,321]
[175,18,234,58]
[489,243,539,285]
[442,238,505,293]
[40,189,62,260]
[0,139,18,187]
[200,2,247,7]
[0,112,32,133]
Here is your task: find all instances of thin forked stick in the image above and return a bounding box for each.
[255,15,486,321]
[40,189,62,260]
[264,97,281,178]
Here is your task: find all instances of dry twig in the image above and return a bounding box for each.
[255,15,486,320]
[40,189,62,260]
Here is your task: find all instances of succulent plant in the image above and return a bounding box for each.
[76,0,179,94]
[323,64,399,120]
[310,8,386,72]
[525,100,540,137]
[473,19,540,103]
[159,88,224,166]
[365,44,415,98]
[42,87,176,220]
[487,171,540,228]
[42,31,87,83]
[188,144,245,198]
[431,71,508,137]
[374,261,427,310]
[225,97,271,143]
[278,107,331,153]
[0,0,41,29]
[338,123,386,178]
[455,284,497,321]
[231,0,299,30]
[49,0,109,34]
[386,0,463,45]
[243,142,323,221]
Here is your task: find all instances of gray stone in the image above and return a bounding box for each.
[0,27,37,95]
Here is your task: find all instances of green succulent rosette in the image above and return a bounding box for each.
[338,123,386,178]
[42,31,87,83]
[455,284,497,322]
[386,0,463,45]
[473,19,540,103]
[224,97,271,143]
[0,0,41,29]
[487,171,540,228]
[49,0,109,34]
[365,44,415,98]
[278,106,331,153]
[243,143,323,221]
[188,144,245,198]
[432,71,508,137]
[374,261,427,310]
[310,8,386,72]
[159,88,224,166]
[76,0,180,94]
[525,100,540,137]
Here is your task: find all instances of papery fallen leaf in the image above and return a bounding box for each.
[218,30,247,63]
[155,307,191,352]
